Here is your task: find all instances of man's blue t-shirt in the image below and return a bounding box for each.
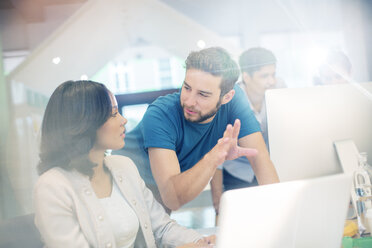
[114,85,260,185]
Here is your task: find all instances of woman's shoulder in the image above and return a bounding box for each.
[35,167,69,186]
[33,167,76,199]
[105,154,135,165]
[105,155,138,174]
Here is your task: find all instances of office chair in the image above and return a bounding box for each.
[0,214,43,248]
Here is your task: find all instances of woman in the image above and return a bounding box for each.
[33,80,214,248]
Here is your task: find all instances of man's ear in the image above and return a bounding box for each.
[242,72,252,84]
[221,89,235,105]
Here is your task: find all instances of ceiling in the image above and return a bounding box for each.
[0,0,371,95]
[1,0,240,95]
[0,0,86,22]
[0,0,352,52]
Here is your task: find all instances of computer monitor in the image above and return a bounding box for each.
[216,174,352,248]
[266,82,372,182]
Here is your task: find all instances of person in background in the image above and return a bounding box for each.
[33,80,214,248]
[211,47,285,217]
[114,47,279,215]
[313,50,352,85]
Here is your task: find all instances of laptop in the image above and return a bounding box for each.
[216,174,352,248]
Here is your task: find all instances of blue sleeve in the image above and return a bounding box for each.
[142,105,178,151]
[229,86,261,138]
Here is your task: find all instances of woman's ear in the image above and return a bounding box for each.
[221,89,235,105]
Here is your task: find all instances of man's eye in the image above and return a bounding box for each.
[200,93,208,97]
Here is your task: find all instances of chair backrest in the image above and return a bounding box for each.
[0,214,43,248]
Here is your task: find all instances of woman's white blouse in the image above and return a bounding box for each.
[99,181,139,248]
[33,156,203,247]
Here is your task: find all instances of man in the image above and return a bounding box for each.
[313,50,352,85]
[114,47,279,213]
[211,47,284,215]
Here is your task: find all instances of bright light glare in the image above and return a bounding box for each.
[306,46,327,73]
[197,40,206,49]
[52,57,61,65]
[80,74,88,80]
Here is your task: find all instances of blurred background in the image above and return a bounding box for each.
[0,0,371,226]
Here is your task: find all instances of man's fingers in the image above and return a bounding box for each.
[232,119,241,138]
[218,137,229,144]
[216,138,230,159]
[223,124,233,138]
[219,138,230,152]
[240,147,258,157]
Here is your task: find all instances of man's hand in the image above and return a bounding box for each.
[224,119,258,160]
[148,120,264,211]
[205,119,258,167]
[177,235,216,248]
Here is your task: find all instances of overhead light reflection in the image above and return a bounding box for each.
[306,46,327,73]
[52,57,61,65]
[80,74,88,80]
[197,40,206,49]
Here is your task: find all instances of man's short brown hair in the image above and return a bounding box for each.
[185,47,239,96]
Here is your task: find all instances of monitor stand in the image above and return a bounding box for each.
[334,139,368,234]
[334,139,360,174]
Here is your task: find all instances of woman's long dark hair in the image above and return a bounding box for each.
[38,80,112,177]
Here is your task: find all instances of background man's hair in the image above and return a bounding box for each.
[239,47,276,75]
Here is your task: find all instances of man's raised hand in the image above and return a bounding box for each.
[224,119,258,160]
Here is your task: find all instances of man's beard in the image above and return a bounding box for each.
[182,98,222,123]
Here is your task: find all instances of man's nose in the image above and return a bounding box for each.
[267,77,277,88]
[184,94,197,106]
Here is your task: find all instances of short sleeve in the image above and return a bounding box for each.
[229,86,261,138]
[142,105,178,151]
